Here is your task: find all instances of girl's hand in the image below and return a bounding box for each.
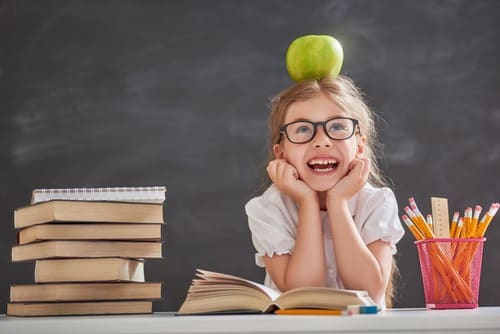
[327,157,370,202]
[267,159,317,205]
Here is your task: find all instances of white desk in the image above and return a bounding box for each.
[1,307,500,334]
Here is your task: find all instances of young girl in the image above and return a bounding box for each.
[245,76,404,308]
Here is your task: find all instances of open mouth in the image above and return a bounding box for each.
[307,159,338,173]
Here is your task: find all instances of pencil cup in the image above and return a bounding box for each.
[415,238,485,309]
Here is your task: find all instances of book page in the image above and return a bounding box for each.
[244,280,280,301]
[275,286,375,310]
[196,269,281,300]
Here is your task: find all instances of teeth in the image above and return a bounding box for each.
[308,159,337,166]
[307,159,338,173]
[314,167,334,173]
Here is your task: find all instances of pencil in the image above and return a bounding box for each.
[464,207,472,237]
[407,199,434,238]
[426,214,433,232]
[404,206,426,238]
[459,218,467,238]
[275,309,343,316]
[450,212,459,238]
[454,217,464,239]
[469,205,482,238]
[402,214,424,240]
[475,203,499,238]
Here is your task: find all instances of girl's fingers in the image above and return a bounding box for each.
[283,162,298,181]
[354,157,369,182]
[266,160,280,183]
[267,159,294,185]
[277,160,288,182]
[268,159,302,192]
[361,158,370,181]
[350,158,369,179]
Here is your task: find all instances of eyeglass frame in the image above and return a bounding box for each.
[279,116,361,144]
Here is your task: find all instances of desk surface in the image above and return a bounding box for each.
[1,307,500,334]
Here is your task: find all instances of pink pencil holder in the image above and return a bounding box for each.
[415,238,485,309]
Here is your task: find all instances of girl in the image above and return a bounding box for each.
[245,76,404,308]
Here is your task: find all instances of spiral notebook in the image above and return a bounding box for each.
[30,186,167,204]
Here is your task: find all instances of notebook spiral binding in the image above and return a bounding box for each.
[31,186,167,204]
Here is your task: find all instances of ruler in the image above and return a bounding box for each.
[431,197,450,238]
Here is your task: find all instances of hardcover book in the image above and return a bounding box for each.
[14,200,164,229]
[12,240,163,262]
[7,301,153,316]
[10,282,162,302]
[18,223,162,245]
[34,258,145,283]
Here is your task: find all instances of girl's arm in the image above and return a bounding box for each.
[327,198,393,303]
[326,158,392,302]
[263,159,326,291]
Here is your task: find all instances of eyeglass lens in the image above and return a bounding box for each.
[285,118,356,143]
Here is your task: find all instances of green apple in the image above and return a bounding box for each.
[286,35,344,82]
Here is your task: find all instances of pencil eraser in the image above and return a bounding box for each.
[347,305,359,315]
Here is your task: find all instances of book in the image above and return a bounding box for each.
[18,223,162,245]
[7,301,152,316]
[34,258,145,283]
[12,240,163,262]
[10,282,162,302]
[177,269,377,315]
[31,186,167,204]
[14,200,164,229]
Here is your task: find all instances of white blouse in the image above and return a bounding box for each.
[245,183,405,305]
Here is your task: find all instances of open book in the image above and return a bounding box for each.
[177,269,377,315]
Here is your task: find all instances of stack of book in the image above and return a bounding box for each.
[7,186,166,317]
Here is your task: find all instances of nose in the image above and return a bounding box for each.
[312,125,332,147]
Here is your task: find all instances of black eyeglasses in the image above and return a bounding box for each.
[280,117,360,144]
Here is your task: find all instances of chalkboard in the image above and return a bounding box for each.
[1,0,499,313]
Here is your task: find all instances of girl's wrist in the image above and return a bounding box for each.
[325,193,349,211]
[296,192,319,209]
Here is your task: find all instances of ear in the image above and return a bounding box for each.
[356,135,367,158]
[273,144,285,159]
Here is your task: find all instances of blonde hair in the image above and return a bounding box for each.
[268,75,389,188]
[267,75,398,307]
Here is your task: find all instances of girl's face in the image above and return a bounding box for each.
[273,92,366,192]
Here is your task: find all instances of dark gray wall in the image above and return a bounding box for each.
[1,0,499,313]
